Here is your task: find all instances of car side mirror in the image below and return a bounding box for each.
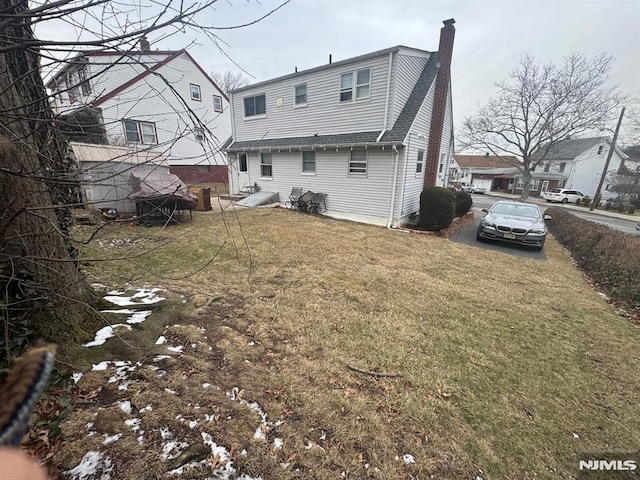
[543,214,552,221]
[482,208,488,213]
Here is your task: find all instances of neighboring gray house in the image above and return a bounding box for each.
[529,137,628,198]
[71,142,170,213]
[223,19,457,226]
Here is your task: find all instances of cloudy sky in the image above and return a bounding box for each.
[179,0,639,139]
[36,0,639,141]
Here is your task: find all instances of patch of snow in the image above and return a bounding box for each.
[103,287,165,307]
[72,372,83,384]
[137,435,144,444]
[191,343,197,349]
[202,383,212,389]
[153,355,170,361]
[161,439,189,461]
[127,310,152,324]
[573,432,580,439]
[102,433,122,445]
[155,336,167,345]
[115,400,132,414]
[85,422,94,430]
[140,405,153,413]
[160,427,172,440]
[227,386,278,441]
[248,341,255,346]
[188,420,198,429]
[65,451,113,480]
[402,454,415,464]
[83,324,131,347]
[273,438,283,450]
[124,418,141,431]
[106,290,125,295]
[101,309,136,314]
[319,431,327,441]
[200,432,264,480]
[91,283,108,290]
[167,345,183,353]
[165,388,178,395]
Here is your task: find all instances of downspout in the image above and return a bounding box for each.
[228,91,237,194]
[399,132,412,218]
[387,145,401,229]
[377,51,394,143]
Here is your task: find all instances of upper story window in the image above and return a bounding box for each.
[544,163,550,172]
[123,119,157,144]
[244,94,266,117]
[416,150,424,174]
[597,145,604,155]
[190,84,202,101]
[195,127,205,143]
[78,65,91,95]
[302,151,315,173]
[213,95,223,112]
[294,84,307,106]
[261,153,272,178]
[340,68,371,102]
[66,72,80,103]
[559,162,566,173]
[349,149,367,174]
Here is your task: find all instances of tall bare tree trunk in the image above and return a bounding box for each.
[1,0,99,346]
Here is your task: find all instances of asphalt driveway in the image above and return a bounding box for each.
[451,218,547,260]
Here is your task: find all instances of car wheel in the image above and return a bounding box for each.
[476,231,484,242]
[533,242,544,251]
[561,197,568,204]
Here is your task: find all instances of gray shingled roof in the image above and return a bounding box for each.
[225,53,439,151]
[531,137,608,160]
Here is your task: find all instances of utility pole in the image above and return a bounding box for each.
[591,107,625,211]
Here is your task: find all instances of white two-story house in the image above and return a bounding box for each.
[46,40,232,184]
[529,137,628,197]
[223,19,457,227]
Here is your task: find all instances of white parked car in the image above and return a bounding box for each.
[543,188,584,204]
[463,184,486,194]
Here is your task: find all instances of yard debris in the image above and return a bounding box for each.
[345,363,402,378]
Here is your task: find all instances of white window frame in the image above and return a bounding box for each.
[123,119,157,144]
[260,152,273,179]
[66,72,80,103]
[213,95,223,113]
[78,65,91,96]
[339,68,371,102]
[348,149,367,175]
[302,151,315,174]
[195,127,205,143]
[190,83,202,102]
[244,94,267,118]
[294,84,307,107]
[416,149,424,175]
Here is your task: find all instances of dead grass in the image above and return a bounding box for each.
[53,206,640,479]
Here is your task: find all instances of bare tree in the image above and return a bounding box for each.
[462,53,623,199]
[210,70,251,95]
[0,0,290,360]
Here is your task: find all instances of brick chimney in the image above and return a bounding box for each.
[424,18,455,188]
[140,36,151,52]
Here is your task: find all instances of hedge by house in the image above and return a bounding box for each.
[546,207,640,315]
[418,187,455,231]
[454,190,473,217]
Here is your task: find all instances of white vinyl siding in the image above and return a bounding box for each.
[244,149,396,218]
[390,52,429,127]
[231,53,389,140]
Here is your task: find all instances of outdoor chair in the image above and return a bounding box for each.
[309,192,327,214]
[287,187,304,210]
[296,191,315,212]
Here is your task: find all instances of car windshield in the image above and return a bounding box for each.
[491,203,540,218]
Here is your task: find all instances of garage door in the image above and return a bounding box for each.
[473,178,493,192]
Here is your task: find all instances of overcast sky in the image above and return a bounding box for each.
[180,0,639,142]
[38,0,640,142]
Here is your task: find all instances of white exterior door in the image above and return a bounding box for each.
[237,153,250,192]
[541,180,549,193]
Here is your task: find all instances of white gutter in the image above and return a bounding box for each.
[376,130,386,142]
[387,145,401,229]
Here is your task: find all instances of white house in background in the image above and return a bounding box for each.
[451,154,520,191]
[529,137,628,198]
[70,142,170,213]
[223,19,457,227]
[46,42,231,184]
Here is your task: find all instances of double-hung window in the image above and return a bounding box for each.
[340,68,371,102]
[559,162,566,173]
[213,95,223,112]
[78,65,91,95]
[261,153,272,178]
[244,94,266,117]
[294,84,307,106]
[67,72,79,103]
[302,151,315,173]
[416,150,424,174]
[349,150,367,174]
[190,84,202,101]
[195,127,205,143]
[123,119,157,144]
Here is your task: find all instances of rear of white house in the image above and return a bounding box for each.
[224,19,457,226]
